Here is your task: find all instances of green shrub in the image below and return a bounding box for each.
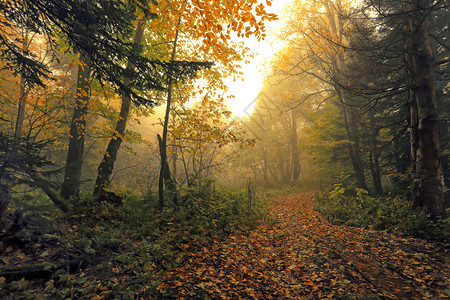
[315,184,449,241]
[166,179,267,236]
[1,181,268,299]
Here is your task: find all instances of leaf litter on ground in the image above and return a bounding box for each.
[156,191,449,299]
[1,191,448,299]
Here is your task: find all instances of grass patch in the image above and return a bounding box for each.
[264,185,305,198]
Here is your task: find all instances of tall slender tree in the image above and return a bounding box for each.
[403,0,445,216]
[94,17,147,197]
[60,54,91,200]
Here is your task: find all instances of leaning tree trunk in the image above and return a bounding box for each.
[158,28,179,209]
[60,53,91,200]
[404,0,445,216]
[94,17,146,197]
[14,29,29,142]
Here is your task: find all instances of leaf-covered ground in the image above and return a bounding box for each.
[1,191,448,299]
[157,191,449,299]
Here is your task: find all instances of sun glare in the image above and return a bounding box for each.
[225,0,291,118]
[225,65,262,118]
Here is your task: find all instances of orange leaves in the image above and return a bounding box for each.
[154,191,449,298]
[169,91,243,159]
[148,0,277,68]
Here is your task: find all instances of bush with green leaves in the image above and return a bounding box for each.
[315,184,449,241]
[158,180,267,236]
[0,181,268,299]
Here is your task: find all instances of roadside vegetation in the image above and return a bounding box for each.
[1,182,267,298]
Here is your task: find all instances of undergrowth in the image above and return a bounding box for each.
[0,180,267,298]
[314,184,449,242]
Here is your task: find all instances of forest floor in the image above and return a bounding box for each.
[156,191,449,299]
[1,191,449,299]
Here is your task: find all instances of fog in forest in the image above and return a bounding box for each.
[0,0,448,298]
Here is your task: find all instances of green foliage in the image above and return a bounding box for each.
[303,100,354,182]
[1,0,211,106]
[0,182,267,299]
[139,180,267,236]
[178,181,266,234]
[264,185,303,198]
[0,134,58,186]
[315,185,449,241]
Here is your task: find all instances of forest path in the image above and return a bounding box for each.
[159,191,449,299]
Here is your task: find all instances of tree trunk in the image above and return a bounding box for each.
[158,134,176,208]
[339,96,368,191]
[369,146,383,196]
[438,4,450,209]
[94,17,146,197]
[14,75,27,141]
[404,0,445,217]
[280,156,290,184]
[60,53,91,200]
[325,0,368,191]
[14,28,31,141]
[172,145,177,184]
[158,28,179,209]
[290,109,301,183]
[0,184,9,231]
[440,122,450,209]
[391,136,410,189]
[261,147,269,184]
[368,113,382,195]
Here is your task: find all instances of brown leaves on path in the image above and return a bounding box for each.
[158,191,449,299]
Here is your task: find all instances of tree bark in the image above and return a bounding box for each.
[172,145,177,184]
[94,17,146,197]
[290,109,301,183]
[440,122,450,209]
[13,28,30,141]
[404,0,445,216]
[158,28,179,209]
[368,113,382,195]
[325,0,368,191]
[28,171,69,213]
[0,184,9,231]
[14,76,27,140]
[369,142,383,195]
[60,53,91,200]
[339,96,368,191]
[158,134,176,208]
